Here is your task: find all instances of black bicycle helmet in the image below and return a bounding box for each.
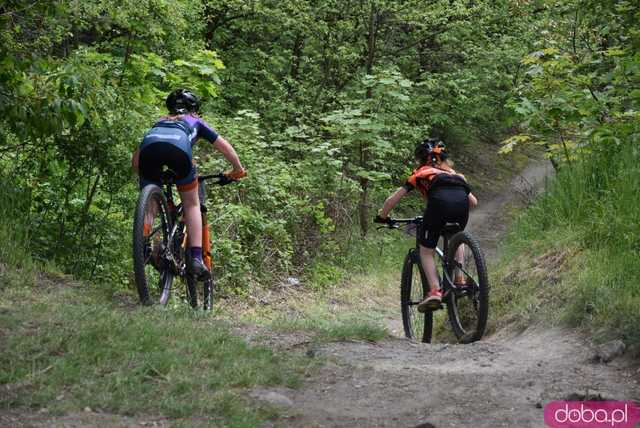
[165,89,200,115]
[414,137,448,165]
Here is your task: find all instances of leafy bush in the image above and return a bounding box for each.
[0,176,31,269]
[0,0,538,293]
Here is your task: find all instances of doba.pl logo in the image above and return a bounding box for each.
[544,401,640,428]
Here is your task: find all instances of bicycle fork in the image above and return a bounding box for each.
[196,180,213,271]
[161,220,187,275]
[201,211,213,270]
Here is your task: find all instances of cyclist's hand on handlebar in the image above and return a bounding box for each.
[224,168,247,181]
[374,214,392,225]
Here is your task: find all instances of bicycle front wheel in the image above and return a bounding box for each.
[133,185,174,306]
[203,278,214,311]
[183,275,214,310]
[445,231,489,343]
[401,250,433,343]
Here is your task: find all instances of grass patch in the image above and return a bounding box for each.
[305,225,411,290]
[0,176,35,287]
[270,312,388,343]
[0,284,314,426]
[492,142,640,350]
[257,230,416,342]
[490,230,583,331]
[221,230,407,343]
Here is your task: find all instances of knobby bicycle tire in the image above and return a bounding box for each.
[203,279,214,311]
[445,231,489,343]
[184,251,198,308]
[401,250,433,343]
[183,222,214,310]
[133,185,174,306]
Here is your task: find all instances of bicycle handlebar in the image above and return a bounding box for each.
[376,216,423,229]
[198,173,240,186]
[389,217,422,224]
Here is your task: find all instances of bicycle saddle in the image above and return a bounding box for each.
[160,169,178,184]
[443,223,462,234]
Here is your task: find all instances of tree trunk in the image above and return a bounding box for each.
[290,32,304,83]
[359,150,370,236]
[358,4,378,237]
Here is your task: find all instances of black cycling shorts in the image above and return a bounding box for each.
[138,142,197,191]
[419,187,469,248]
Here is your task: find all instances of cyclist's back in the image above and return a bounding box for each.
[131,88,246,279]
[375,138,478,311]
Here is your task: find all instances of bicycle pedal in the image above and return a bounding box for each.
[418,302,444,313]
[189,268,211,282]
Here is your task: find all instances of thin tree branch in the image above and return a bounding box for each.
[0,0,41,17]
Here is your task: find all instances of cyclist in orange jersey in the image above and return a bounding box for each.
[376,138,478,311]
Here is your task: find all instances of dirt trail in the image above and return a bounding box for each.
[5,161,636,428]
[466,160,553,258]
[252,160,640,428]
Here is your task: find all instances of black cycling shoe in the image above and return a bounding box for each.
[188,257,211,281]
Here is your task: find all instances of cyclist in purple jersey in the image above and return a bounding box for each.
[132,89,246,279]
[181,115,220,145]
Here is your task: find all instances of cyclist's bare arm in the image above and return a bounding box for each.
[379,187,409,218]
[212,136,245,177]
[468,192,478,208]
[456,172,477,208]
[132,149,140,173]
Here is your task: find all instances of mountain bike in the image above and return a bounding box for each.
[132,171,236,309]
[379,217,489,343]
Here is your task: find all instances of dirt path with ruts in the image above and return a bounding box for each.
[3,160,636,428]
[251,160,640,428]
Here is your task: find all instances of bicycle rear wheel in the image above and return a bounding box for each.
[445,231,489,343]
[133,185,174,306]
[401,250,433,343]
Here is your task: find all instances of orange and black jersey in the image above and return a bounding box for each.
[402,164,471,199]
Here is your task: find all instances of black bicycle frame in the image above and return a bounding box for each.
[158,172,230,276]
[389,217,466,303]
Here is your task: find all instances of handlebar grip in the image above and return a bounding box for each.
[217,174,235,186]
[198,173,236,186]
[225,169,247,180]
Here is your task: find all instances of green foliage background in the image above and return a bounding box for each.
[493,0,640,347]
[0,0,531,290]
[1,0,638,313]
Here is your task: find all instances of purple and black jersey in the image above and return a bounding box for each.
[178,114,220,146]
[140,114,220,152]
[138,114,220,190]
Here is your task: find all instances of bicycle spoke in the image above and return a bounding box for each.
[450,242,481,335]
[409,261,426,340]
[147,225,163,240]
